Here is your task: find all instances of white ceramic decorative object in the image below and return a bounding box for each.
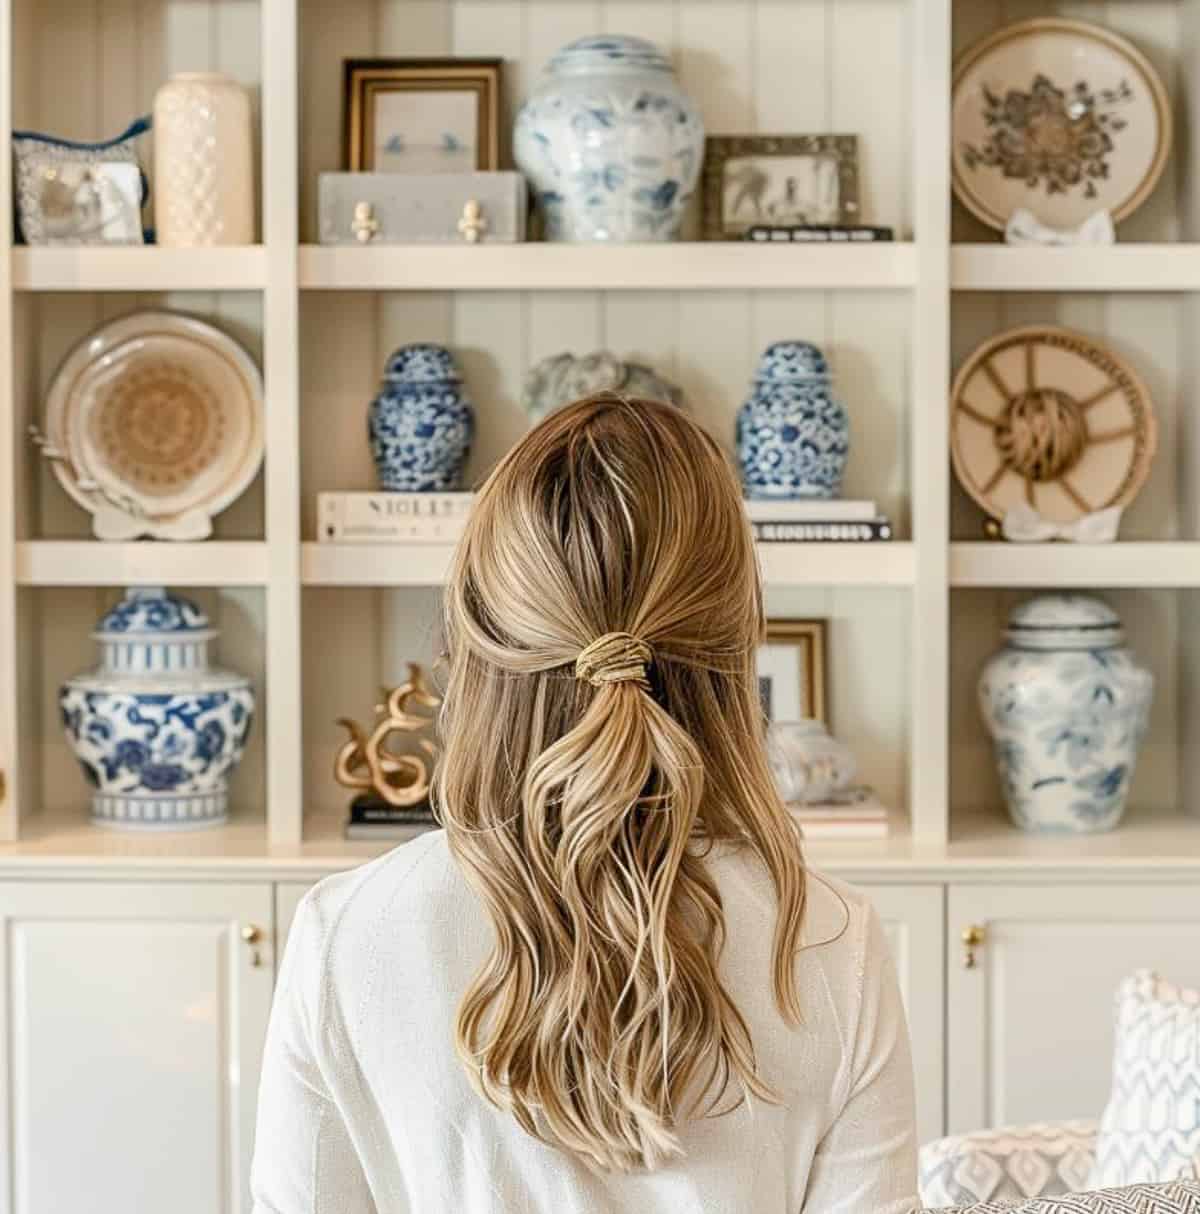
[514,35,704,242]
[766,719,858,805]
[521,350,683,422]
[952,19,1171,232]
[153,72,254,246]
[37,311,264,540]
[978,594,1153,834]
[60,588,255,830]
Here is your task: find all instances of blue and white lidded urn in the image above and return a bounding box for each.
[369,343,474,492]
[978,594,1153,834]
[60,587,255,830]
[514,34,704,242]
[737,341,850,499]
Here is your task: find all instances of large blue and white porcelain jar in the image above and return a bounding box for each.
[369,343,474,491]
[737,341,850,499]
[514,34,704,242]
[60,587,255,830]
[978,594,1153,834]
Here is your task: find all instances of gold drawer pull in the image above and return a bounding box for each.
[962,923,986,969]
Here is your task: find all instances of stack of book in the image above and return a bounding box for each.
[319,491,472,543]
[746,224,894,243]
[344,798,437,842]
[747,498,892,543]
[789,789,890,841]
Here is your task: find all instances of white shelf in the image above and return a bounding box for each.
[302,541,915,588]
[951,542,1200,588]
[951,244,1200,293]
[16,542,270,586]
[12,246,268,292]
[299,242,917,292]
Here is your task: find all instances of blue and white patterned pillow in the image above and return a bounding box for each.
[1090,971,1200,1189]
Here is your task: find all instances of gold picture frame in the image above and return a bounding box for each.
[757,620,828,724]
[344,58,502,173]
[701,134,860,240]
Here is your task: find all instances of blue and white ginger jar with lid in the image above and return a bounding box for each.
[737,341,850,499]
[60,587,255,830]
[978,594,1153,834]
[369,343,474,491]
[514,34,704,242]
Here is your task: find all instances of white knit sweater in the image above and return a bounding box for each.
[250,830,919,1214]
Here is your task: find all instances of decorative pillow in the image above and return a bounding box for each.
[920,1120,1099,1207]
[927,1178,1200,1213]
[1090,971,1200,1189]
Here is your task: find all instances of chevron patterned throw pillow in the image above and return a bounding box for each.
[1090,971,1200,1189]
[931,1179,1200,1212]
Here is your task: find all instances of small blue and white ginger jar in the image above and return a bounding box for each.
[514,35,704,242]
[978,595,1153,834]
[60,587,255,830]
[369,343,474,492]
[737,341,850,499]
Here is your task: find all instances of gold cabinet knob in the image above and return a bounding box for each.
[962,923,986,969]
[241,923,265,968]
[0,769,6,804]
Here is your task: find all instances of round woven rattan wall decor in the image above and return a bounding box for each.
[950,325,1157,526]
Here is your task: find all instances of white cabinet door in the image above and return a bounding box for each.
[947,882,1200,1133]
[858,883,945,1145]
[0,880,274,1214]
[275,880,315,963]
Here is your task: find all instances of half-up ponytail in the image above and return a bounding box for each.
[438,394,806,1172]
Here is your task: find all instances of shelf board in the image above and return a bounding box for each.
[299,242,917,292]
[948,806,1200,867]
[952,244,1200,292]
[951,542,1200,588]
[302,541,915,588]
[16,541,270,586]
[12,246,267,292]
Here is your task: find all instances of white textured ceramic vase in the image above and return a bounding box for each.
[153,72,254,246]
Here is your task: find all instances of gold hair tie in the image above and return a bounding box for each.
[574,632,653,691]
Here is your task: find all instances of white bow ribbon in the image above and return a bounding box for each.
[1002,502,1124,543]
[1005,208,1115,247]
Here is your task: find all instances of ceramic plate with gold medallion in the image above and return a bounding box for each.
[45,312,263,539]
[951,326,1157,527]
[952,18,1171,231]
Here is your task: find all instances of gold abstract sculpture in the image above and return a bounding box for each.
[334,663,440,809]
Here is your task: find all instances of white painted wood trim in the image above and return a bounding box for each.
[909,0,951,846]
[16,542,270,587]
[12,247,268,292]
[299,243,918,292]
[262,0,303,848]
[952,245,1200,292]
[302,541,918,588]
[951,542,1200,588]
[0,0,17,847]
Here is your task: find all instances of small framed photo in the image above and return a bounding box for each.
[757,620,828,724]
[702,135,860,239]
[344,58,503,173]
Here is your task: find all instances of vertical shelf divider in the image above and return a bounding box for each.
[0,0,16,842]
[262,0,303,846]
[911,0,952,845]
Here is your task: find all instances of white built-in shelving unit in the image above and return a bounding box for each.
[1,0,1198,875]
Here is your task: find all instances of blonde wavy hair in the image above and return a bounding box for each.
[437,393,807,1172]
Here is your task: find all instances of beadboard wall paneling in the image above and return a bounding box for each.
[949,587,1182,821]
[298,0,914,239]
[950,0,1184,242]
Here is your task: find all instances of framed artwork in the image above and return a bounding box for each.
[757,620,828,724]
[344,58,502,173]
[702,134,860,239]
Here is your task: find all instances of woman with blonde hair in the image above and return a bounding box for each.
[251,394,919,1213]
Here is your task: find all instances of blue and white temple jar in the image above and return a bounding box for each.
[514,34,704,242]
[60,587,254,830]
[737,341,850,499]
[369,343,474,491]
[978,595,1153,834]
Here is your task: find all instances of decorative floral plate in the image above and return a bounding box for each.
[950,326,1157,525]
[952,18,1171,231]
[43,312,264,540]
